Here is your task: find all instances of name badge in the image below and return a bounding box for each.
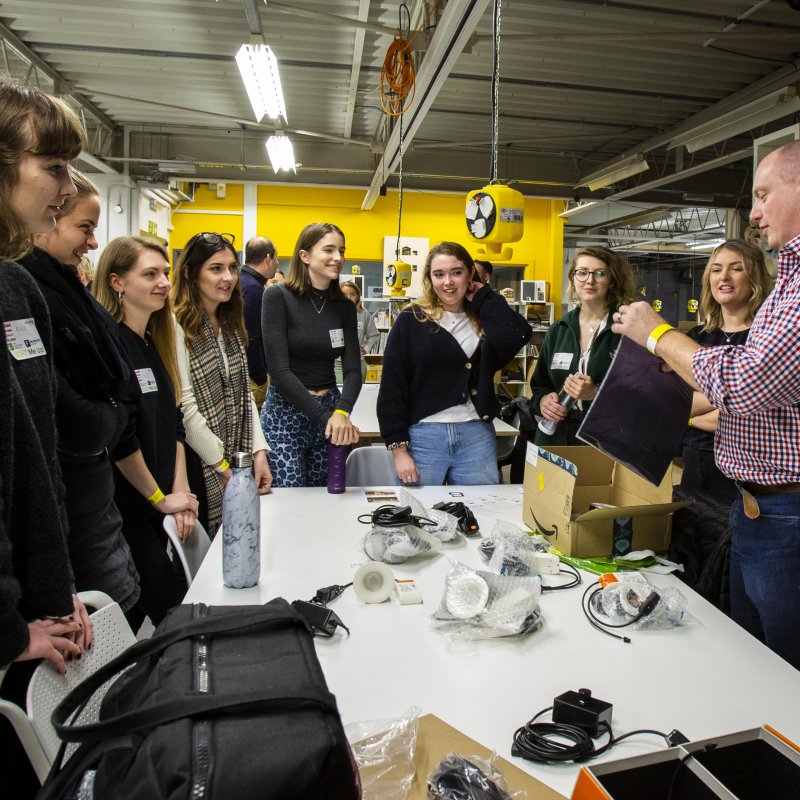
[4,318,46,361]
[329,328,345,348]
[135,367,158,393]
[551,351,573,370]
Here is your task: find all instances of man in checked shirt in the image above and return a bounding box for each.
[611,140,800,672]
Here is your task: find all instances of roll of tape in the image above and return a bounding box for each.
[353,561,396,604]
[446,572,490,619]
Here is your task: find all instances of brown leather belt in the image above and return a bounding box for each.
[741,482,800,496]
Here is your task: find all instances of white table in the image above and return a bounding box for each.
[350,383,519,438]
[184,485,800,799]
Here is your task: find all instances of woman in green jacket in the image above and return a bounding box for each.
[529,246,636,446]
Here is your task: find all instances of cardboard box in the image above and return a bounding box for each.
[522,445,687,558]
[571,725,800,799]
[409,714,566,799]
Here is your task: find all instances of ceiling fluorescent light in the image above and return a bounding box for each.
[576,154,650,192]
[157,160,196,175]
[266,136,296,173]
[689,239,725,250]
[558,200,599,219]
[669,87,800,154]
[236,43,287,123]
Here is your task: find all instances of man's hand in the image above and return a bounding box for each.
[611,301,666,347]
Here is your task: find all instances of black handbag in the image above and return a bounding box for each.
[38,599,362,800]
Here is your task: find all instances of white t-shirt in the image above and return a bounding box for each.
[420,311,481,424]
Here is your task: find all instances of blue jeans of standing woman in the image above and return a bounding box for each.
[729,491,800,670]
[405,419,499,486]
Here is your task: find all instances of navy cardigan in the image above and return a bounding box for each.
[377,285,532,446]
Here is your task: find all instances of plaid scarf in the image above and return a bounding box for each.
[187,314,253,534]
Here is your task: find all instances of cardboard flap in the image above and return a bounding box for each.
[547,446,614,485]
[523,447,576,535]
[577,500,689,522]
[613,459,673,503]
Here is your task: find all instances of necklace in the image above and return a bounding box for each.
[309,291,328,315]
[581,311,607,335]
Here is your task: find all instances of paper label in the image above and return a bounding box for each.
[329,328,345,348]
[526,441,538,466]
[551,351,573,370]
[4,318,46,361]
[135,367,158,394]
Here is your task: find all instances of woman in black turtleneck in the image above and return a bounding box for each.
[260,222,362,487]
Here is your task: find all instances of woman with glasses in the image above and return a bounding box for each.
[93,236,199,624]
[171,232,271,536]
[378,241,532,485]
[529,245,636,446]
[260,222,361,487]
[19,167,145,629]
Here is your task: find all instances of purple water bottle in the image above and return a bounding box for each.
[327,442,347,494]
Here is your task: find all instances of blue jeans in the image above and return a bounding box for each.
[406,419,499,486]
[730,492,800,670]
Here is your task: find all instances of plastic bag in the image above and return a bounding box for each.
[591,573,688,629]
[433,562,542,639]
[398,488,459,542]
[427,751,525,799]
[477,521,551,576]
[346,707,420,800]
[362,524,443,564]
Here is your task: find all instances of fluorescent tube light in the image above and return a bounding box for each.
[689,239,725,250]
[157,160,196,175]
[669,87,800,153]
[576,154,650,192]
[236,43,287,123]
[266,136,296,173]
[558,200,599,219]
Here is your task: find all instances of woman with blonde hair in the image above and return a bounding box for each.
[94,236,198,623]
[378,241,531,485]
[260,222,361,487]
[680,239,773,502]
[529,245,636,445]
[171,232,271,535]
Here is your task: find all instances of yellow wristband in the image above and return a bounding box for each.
[147,488,165,506]
[688,417,693,428]
[646,323,675,355]
[333,409,350,417]
[214,459,230,474]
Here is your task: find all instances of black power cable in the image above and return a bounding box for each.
[512,706,671,764]
[357,504,435,529]
[581,581,662,643]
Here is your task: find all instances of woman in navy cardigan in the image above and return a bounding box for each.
[377,241,532,485]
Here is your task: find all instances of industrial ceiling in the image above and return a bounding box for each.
[2,0,799,250]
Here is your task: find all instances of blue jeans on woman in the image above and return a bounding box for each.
[729,491,800,670]
[406,419,499,486]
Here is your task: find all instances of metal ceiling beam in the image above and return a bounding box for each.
[0,21,117,134]
[344,0,370,140]
[241,0,265,37]
[361,0,491,210]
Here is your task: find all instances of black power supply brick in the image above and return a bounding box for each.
[552,688,613,738]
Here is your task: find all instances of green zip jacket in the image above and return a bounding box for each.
[528,306,621,446]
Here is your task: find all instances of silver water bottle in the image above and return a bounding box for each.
[222,452,261,588]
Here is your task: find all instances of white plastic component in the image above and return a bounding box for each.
[445,572,490,619]
[532,552,560,575]
[395,580,423,605]
[353,562,396,603]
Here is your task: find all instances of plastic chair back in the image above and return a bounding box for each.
[163,515,212,585]
[0,591,136,783]
[345,446,396,487]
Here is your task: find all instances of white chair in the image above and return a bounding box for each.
[163,515,212,585]
[0,590,136,782]
[345,445,396,487]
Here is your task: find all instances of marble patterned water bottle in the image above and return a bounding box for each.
[327,442,347,494]
[222,451,260,588]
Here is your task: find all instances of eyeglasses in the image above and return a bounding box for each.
[195,232,236,246]
[573,269,609,282]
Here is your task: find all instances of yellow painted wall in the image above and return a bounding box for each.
[169,182,565,312]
